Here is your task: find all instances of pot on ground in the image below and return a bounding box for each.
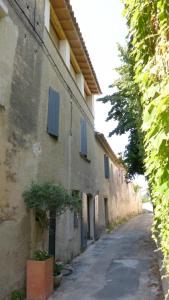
[54,273,63,288]
[27,257,54,300]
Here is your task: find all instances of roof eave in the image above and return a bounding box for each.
[51,0,102,95]
[95,132,125,169]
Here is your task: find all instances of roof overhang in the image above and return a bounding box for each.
[50,0,101,95]
[95,132,125,169]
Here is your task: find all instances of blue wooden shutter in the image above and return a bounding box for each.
[80,118,87,156]
[47,87,60,138]
[104,154,110,179]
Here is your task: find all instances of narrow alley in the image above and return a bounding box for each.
[49,212,164,300]
[0,1,168,299]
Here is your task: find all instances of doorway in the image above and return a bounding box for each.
[94,195,99,240]
[81,193,94,250]
[87,195,91,239]
[104,198,109,227]
[87,194,93,240]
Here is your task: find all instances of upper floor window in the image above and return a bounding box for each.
[104,154,110,179]
[80,117,87,158]
[47,87,60,138]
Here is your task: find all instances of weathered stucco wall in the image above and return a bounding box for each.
[95,138,142,236]
[0,1,98,298]
[0,1,45,299]
[36,29,98,262]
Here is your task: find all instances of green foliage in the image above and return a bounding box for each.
[10,288,25,300]
[23,182,82,229]
[54,262,63,276]
[123,0,169,276]
[33,250,51,261]
[133,184,140,193]
[98,44,145,177]
[106,212,138,233]
[142,196,149,204]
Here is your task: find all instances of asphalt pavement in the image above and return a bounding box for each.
[49,212,163,300]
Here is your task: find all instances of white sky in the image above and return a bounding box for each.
[70,0,147,189]
[70,0,128,155]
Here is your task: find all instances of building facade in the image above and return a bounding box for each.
[0,1,141,299]
[95,132,142,238]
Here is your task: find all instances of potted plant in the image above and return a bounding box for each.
[23,182,81,299]
[27,250,53,300]
[53,262,63,288]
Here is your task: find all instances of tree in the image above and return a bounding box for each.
[98,44,145,177]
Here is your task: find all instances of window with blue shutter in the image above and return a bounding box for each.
[47,87,60,138]
[80,118,87,157]
[104,154,110,179]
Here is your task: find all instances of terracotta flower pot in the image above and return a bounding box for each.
[27,257,54,300]
[54,273,63,288]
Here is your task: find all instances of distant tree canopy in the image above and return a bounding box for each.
[98,45,145,177]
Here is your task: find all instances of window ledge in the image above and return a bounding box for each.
[80,152,91,163]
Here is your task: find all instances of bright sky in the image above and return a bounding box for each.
[70,0,147,189]
[70,0,128,155]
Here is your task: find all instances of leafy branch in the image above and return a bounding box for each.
[23,182,82,229]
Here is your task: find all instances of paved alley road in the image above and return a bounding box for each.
[49,213,164,300]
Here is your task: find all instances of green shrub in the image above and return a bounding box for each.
[54,262,63,275]
[10,288,26,300]
[33,250,51,261]
[133,184,140,193]
[123,0,169,276]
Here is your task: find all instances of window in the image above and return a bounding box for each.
[47,87,60,138]
[80,117,87,157]
[104,154,110,179]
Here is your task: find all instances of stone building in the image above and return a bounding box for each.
[0,0,141,298]
[95,132,142,238]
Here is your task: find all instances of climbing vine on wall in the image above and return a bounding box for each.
[123,0,169,275]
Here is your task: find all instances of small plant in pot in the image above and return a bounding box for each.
[53,262,63,288]
[26,250,53,300]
